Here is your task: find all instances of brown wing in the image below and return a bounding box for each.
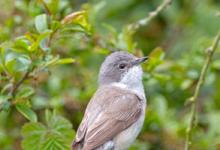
[72,85,142,150]
[72,87,104,149]
[82,86,142,150]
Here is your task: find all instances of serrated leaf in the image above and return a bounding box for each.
[22,122,46,150]
[16,104,37,122]
[21,111,75,150]
[35,14,48,33]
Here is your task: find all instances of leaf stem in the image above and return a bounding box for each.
[184,31,220,150]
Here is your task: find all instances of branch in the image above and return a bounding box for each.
[184,31,220,150]
[10,67,33,97]
[129,0,172,30]
[38,0,51,16]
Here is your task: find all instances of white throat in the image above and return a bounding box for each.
[112,66,146,100]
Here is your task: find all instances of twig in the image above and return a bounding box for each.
[184,31,220,150]
[38,0,51,16]
[129,0,172,30]
[47,29,58,47]
[10,67,33,97]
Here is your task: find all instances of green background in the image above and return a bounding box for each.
[0,0,220,149]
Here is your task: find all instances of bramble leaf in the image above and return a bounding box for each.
[21,111,75,150]
[16,104,37,122]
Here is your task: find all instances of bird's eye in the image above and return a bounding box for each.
[118,63,126,69]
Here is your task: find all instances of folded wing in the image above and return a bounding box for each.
[72,85,142,150]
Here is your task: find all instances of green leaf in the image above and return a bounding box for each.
[62,10,91,33]
[35,14,48,33]
[56,58,75,65]
[21,111,75,150]
[146,47,165,71]
[22,122,46,150]
[45,109,53,124]
[1,83,13,94]
[16,86,35,99]
[46,0,59,15]
[149,47,165,61]
[61,25,88,34]
[16,104,37,122]
[0,46,5,64]
[119,26,136,52]
[13,37,29,52]
[29,30,52,52]
[42,55,60,67]
[16,55,31,71]
[0,95,11,111]
[51,20,61,31]
[0,101,11,111]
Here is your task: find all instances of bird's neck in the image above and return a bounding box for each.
[113,81,145,98]
[99,66,146,100]
[120,66,145,99]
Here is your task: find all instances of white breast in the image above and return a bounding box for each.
[111,80,146,149]
[113,105,146,150]
[104,65,147,150]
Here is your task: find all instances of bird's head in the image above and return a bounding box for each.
[98,51,148,86]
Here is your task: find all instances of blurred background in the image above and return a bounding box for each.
[0,0,220,150]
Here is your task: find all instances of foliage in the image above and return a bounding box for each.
[21,110,75,150]
[0,0,220,150]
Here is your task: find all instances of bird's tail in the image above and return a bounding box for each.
[72,141,81,150]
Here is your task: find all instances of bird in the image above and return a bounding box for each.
[72,51,148,150]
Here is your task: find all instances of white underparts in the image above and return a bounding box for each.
[113,65,146,100]
[109,65,146,150]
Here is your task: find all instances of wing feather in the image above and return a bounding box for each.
[72,85,143,150]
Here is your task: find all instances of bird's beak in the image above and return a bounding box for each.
[131,56,148,66]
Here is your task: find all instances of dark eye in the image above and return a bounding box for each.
[118,63,126,70]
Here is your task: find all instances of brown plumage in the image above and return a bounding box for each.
[72,85,142,150]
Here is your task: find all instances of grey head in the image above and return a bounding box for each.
[98,51,147,87]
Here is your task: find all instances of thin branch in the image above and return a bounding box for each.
[38,0,51,16]
[10,67,33,97]
[129,0,172,30]
[184,31,220,150]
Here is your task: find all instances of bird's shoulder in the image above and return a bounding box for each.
[86,84,142,112]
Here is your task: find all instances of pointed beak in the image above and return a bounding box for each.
[131,56,148,66]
